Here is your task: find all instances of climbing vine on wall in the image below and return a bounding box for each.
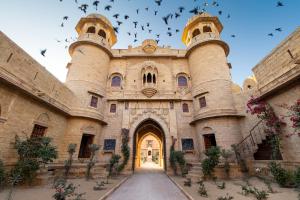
[169,137,187,176]
[247,96,286,159]
[117,128,130,172]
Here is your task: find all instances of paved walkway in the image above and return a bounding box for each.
[107,167,188,200]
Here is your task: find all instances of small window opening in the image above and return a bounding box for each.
[87,26,96,34]
[203,26,212,33]
[199,96,207,108]
[90,96,98,108]
[203,134,217,150]
[110,104,117,113]
[192,29,200,38]
[31,124,47,138]
[98,29,106,38]
[182,103,189,113]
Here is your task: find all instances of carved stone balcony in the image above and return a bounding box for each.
[69,33,112,56]
[141,83,157,98]
[186,32,229,56]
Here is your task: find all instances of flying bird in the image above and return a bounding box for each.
[105,5,112,11]
[155,0,162,6]
[277,1,284,7]
[93,1,99,10]
[40,49,47,57]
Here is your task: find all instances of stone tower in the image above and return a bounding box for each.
[62,14,117,158]
[182,13,242,152]
[66,13,116,118]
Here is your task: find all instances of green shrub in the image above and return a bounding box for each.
[294,167,300,188]
[252,187,269,200]
[216,181,226,189]
[64,144,77,178]
[85,144,100,180]
[13,136,57,183]
[201,146,221,177]
[169,148,187,176]
[269,162,294,187]
[221,149,232,179]
[198,180,208,197]
[53,178,85,200]
[6,136,57,200]
[0,159,5,188]
[109,154,121,176]
[217,193,234,200]
[116,129,130,172]
[241,185,268,200]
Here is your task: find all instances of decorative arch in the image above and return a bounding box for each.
[80,125,96,135]
[87,26,96,34]
[129,112,170,170]
[137,132,163,167]
[141,63,158,86]
[35,113,50,127]
[131,118,167,171]
[202,127,214,134]
[111,76,121,87]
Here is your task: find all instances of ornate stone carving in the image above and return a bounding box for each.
[142,39,157,54]
[141,87,157,98]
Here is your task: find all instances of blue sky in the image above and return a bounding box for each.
[0,0,299,85]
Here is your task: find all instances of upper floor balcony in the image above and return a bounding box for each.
[69,33,112,56]
[186,32,229,56]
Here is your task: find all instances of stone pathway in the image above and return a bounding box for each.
[106,168,188,200]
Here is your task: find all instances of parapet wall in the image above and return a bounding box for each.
[252,27,300,96]
[0,31,75,113]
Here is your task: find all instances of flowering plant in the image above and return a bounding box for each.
[279,99,300,137]
[247,96,286,136]
[247,96,285,159]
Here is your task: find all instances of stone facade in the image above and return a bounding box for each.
[0,13,299,173]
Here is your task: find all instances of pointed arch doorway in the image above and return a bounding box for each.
[132,119,166,171]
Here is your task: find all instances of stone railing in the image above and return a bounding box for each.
[70,33,112,56]
[186,32,229,55]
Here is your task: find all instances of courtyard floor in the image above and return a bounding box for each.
[0,175,127,200]
[106,168,189,200]
[170,175,300,200]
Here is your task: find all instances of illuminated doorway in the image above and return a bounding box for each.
[132,119,166,171]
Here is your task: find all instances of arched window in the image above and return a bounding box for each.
[178,76,188,87]
[153,74,156,84]
[203,26,212,33]
[192,29,200,38]
[143,74,146,84]
[110,104,117,113]
[147,73,152,83]
[98,29,106,38]
[111,76,121,87]
[182,103,189,113]
[87,26,96,34]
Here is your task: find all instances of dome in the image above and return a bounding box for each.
[186,12,212,27]
[86,13,113,27]
[243,76,257,91]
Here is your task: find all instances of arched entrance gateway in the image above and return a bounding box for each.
[132,119,167,171]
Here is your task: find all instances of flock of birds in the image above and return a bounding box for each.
[40,0,286,57]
